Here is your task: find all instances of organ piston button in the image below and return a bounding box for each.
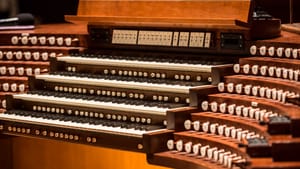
[249,45,257,55]
[48,37,56,45]
[39,37,46,45]
[8,67,15,75]
[41,52,49,60]
[184,142,192,153]
[0,66,6,75]
[276,47,284,57]
[11,36,19,44]
[10,83,17,92]
[15,51,23,60]
[56,37,64,45]
[292,49,299,59]
[259,46,266,56]
[192,143,201,155]
[65,37,72,46]
[21,36,29,45]
[268,46,275,56]
[251,65,259,75]
[30,36,38,44]
[227,83,234,93]
[3,83,9,91]
[218,82,225,92]
[260,66,268,76]
[6,51,13,60]
[167,140,175,150]
[211,102,218,112]
[33,52,40,60]
[233,64,240,73]
[285,48,292,58]
[35,130,40,135]
[24,52,31,60]
[243,64,250,74]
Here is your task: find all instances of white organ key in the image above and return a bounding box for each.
[48,37,56,45]
[0,66,6,75]
[2,83,9,91]
[34,68,41,75]
[26,68,32,76]
[15,51,23,60]
[8,67,15,75]
[30,36,38,45]
[21,36,29,45]
[249,45,257,55]
[251,65,259,75]
[259,46,266,56]
[233,64,240,74]
[33,52,40,60]
[41,52,49,61]
[268,46,275,56]
[192,143,201,155]
[0,113,155,138]
[24,52,31,60]
[10,83,17,92]
[292,49,299,59]
[219,103,227,113]
[167,140,174,150]
[35,74,191,94]
[57,56,229,73]
[176,140,183,152]
[6,51,13,60]
[13,93,168,116]
[39,37,46,45]
[185,142,192,153]
[17,67,24,76]
[276,47,283,57]
[242,64,250,74]
[18,84,25,92]
[285,48,292,58]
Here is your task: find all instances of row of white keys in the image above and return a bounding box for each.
[58,56,227,73]
[0,113,146,137]
[0,66,44,76]
[250,45,300,59]
[13,93,168,116]
[184,120,261,142]
[167,139,246,168]
[218,82,295,103]
[35,74,191,94]
[0,51,59,61]
[0,83,26,92]
[234,64,299,81]
[11,35,77,46]
[201,101,278,122]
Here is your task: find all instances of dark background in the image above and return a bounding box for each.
[0,0,299,24]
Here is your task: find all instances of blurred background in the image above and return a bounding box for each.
[0,0,299,24]
[0,0,78,23]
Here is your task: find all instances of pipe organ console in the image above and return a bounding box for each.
[145,31,300,169]
[0,1,299,169]
[0,24,87,112]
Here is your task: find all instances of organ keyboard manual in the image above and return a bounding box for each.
[0,0,300,169]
